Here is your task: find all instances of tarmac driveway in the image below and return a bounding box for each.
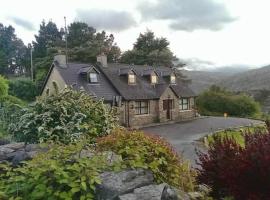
[141,117,264,167]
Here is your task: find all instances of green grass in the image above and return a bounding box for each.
[203,125,267,148]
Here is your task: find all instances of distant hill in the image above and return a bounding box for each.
[181,70,230,94]
[218,65,270,91]
[182,65,270,113]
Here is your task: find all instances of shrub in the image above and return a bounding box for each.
[196,85,260,117]
[9,88,118,144]
[197,129,270,199]
[0,75,8,99]
[97,128,197,192]
[0,142,115,199]
[8,79,38,102]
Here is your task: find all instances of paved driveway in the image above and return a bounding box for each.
[142,117,264,167]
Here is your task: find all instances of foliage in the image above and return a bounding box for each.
[196,85,261,117]
[0,95,25,141]
[68,22,121,63]
[197,128,270,199]
[97,128,197,192]
[0,142,117,200]
[120,30,177,67]
[9,88,118,144]
[9,78,38,102]
[0,75,8,98]
[33,20,64,58]
[203,125,267,147]
[0,23,29,75]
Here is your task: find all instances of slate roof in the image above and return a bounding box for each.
[47,61,196,101]
[55,62,119,101]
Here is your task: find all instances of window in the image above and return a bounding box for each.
[151,74,158,84]
[135,101,149,115]
[179,98,189,110]
[170,74,176,84]
[128,74,136,84]
[190,97,195,109]
[89,72,98,83]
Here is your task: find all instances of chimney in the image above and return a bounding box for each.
[97,53,108,67]
[54,54,67,68]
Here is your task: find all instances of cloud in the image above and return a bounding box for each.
[138,0,236,31]
[76,9,137,31]
[7,16,35,31]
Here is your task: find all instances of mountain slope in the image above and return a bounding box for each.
[218,65,270,91]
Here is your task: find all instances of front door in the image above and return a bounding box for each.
[163,99,173,120]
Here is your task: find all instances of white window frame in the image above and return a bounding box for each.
[170,74,176,84]
[151,74,158,84]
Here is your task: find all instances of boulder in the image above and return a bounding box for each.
[96,169,154,200]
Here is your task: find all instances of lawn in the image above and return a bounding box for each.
[202,125,267,147]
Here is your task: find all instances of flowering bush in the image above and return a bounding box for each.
[9,88,118,144]
[97,128,197,192]
[197,128,270,199]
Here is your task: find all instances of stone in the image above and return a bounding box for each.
[161,185,184,200]
[96,169,154,200]
[11,150,28,166]
[3,142,25,150]
[0,147,15,160]
[26,151,39,159]
[118,184,167,200]
[25,144,40,152]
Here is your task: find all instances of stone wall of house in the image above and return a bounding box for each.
[159,87,179,123]
[178,110,196,121]
[41,67,66,97]
[129,100,159,127]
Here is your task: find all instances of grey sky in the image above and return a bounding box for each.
[138,0,236,31]
[6,16,35,31]
[1,0,270,70]
[76,9,137,31]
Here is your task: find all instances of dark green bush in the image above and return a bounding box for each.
[9,79,38,102]
[9,88,118,144]
[0,75,8,99]
[196,85,260,117]
[0,142,115,199]
[97,128,197,192]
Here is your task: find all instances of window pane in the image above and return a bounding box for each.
[89,73,98,83]
[171,75,176,84]
[129,74,136,84]
[179,100,183,110]
[183,104,188,110]
[135,107,140,115]
[151,75,157,84]
[182,98,188,104]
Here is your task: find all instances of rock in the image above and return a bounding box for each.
[96,169,154,200]
[0,147,15,160]
[4,142,25,150]
[161,185,181,200]
[26,151,39,159]
[25,144,40,152]
[118,184,167,200]
[11,150,29,166]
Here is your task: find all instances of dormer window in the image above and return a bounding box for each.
[89,72,98,83]
[170,74,176,84]
[151,74,158,84]
[128,73,136,84]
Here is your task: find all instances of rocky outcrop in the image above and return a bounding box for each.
[96,169,182,200]
[0,143,45,166]
[0,143,194,200]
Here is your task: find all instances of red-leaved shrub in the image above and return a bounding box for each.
[197,129,270,200]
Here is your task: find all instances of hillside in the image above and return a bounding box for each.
[181,70,230,94]
[218,65,270,91]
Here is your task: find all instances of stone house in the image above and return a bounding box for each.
[41,54,197,128]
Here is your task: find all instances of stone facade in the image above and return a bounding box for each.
[117,87,196,128]
[41,67,66,97]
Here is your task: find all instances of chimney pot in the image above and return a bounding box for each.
[97,53,108,67]
[54,54,67,68]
